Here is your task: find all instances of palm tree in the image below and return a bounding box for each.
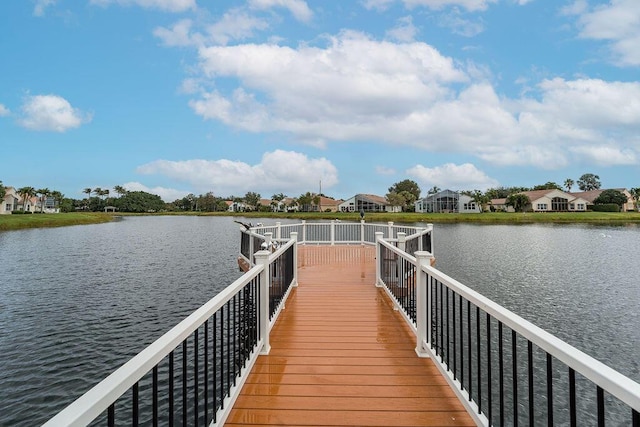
[51,190,64,212]
[83,187,92,200]
[113,185,127,197]
[93,187,102,199]
[17,186,36,211]
[36,188,50,213]
[100,188,110,203]
[564,179,574,192]
[0,181,6,201]
[630,188,640,211]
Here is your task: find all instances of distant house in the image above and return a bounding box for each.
[339,194,400,213]
[1,187,19,214]
[571,189,635,212]
[490,198,515,213]
[226,200,247,212]
[317,196,343,213]
[415,190,481,213]
[518,189,589,212]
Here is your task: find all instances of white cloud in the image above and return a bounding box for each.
[206,9,270,45]
[154,19,202,47]
[386,16,419,42]
[122,182,189,202]
[90,0,195,12]
[439,11,485,37]
[569,145,637,166]
[377,0,497,12]
[361,0,395,11]
[572,0,640,66]
[376,166,396,175]
[136,150,339,196]
[34,0,56,16]
[19,94,91,132]
[0,104,10,116]
[407,163,499,190]
[248,0,313,23]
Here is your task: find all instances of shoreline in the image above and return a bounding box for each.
[2,211,640,231]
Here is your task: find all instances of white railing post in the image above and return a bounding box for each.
[248,231,254,264]
[290,232,298,287]
[375,232,384,287]
[415,251,433,358]
[388,221,394,239]
[428,223,434,255]
[360,220,365,245]
[255,250,271,355]
[330,220,336,245]
[276,222,281,240]
[264,232,272,250]
[397,232,406,252]
[418,228,425,252]
[302,220,306,243]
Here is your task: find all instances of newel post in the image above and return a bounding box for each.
[375,232,384,287]
[290,232,299,287]
[255,250,271,355]
[264,232,273,250]
[276,222,281,240]
[330,220,336,245]
[397,232,406,252]
[415,251,433,358]
[360,220,365,245]
[387,221,394,239]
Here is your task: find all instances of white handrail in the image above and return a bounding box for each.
[375,236,640,413]
[43,266,264,427]
[423,263,640,412]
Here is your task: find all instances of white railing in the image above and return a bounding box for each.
[375,235,640,426]
[248,220,433,247]
[44,236,298,427]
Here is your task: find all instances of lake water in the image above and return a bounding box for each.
[1,217,639,425]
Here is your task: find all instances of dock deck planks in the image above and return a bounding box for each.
[226,245,474,426]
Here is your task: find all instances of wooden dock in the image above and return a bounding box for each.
[227,245,475,426]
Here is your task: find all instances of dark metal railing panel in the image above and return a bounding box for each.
[268,244,295,320]
[72,276,261,427]
[425,269,640,426]
[379,245,417,325]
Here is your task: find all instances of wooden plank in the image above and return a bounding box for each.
[229,245,474,426]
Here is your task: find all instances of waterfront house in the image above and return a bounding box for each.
[338,193,401,213]
[226,200,247,212]
[571,188,636,211]
[1,187,19,214]
[519,189,590,212]
[490,198,515,212]
[415,189,481,213]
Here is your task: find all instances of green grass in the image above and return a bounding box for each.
[0,212,115,231]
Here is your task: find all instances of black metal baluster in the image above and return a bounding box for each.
[169,351,174,427]
[204,319,209,424]
[194,330,199,427]
[512,330,518,427]
[182,340,187,427]
[632,409,639,427]
[467,300,472,402]
[440,281,444,359]
[597,386,604,427]
[132,382,139,427]
[452,290,456,379]
[427,275,431,348]
[569,368,576,427]
[499,321,504,427]
[108,404,115,427]
[459,294,463,388]
[213,312,218,422]
[528,341,533,425]
[446,286,450,369]
[477,306,482,414]
[153,365,158,427]
[547,353,553,426]
[487,313,492,424]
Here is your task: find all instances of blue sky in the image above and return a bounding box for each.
[1,0,639,201]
